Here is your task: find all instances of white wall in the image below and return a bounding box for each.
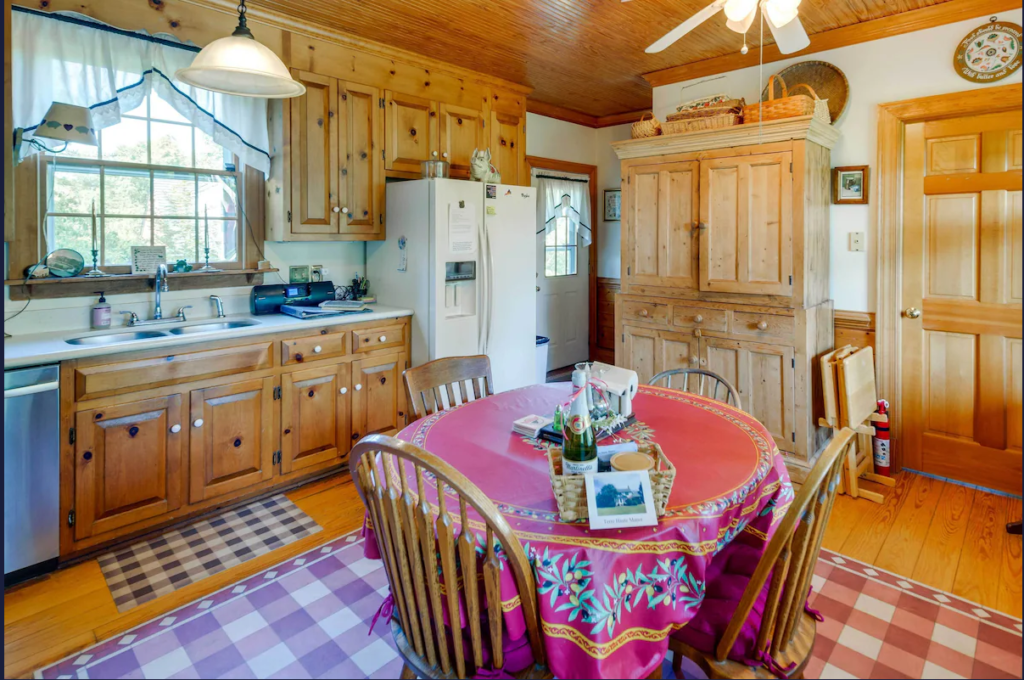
[652,9,1023,312]
[595,125,632,278]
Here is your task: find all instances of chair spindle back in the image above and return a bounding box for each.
[649,368,742,409]
[404,355,495,421]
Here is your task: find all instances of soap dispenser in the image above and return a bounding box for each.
[91,292,111,330]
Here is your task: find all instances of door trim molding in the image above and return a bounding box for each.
[874,83,1022,472]
[524,155,600,366]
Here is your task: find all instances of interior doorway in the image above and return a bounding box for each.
[526,156,598,377]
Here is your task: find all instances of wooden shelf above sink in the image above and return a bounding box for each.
[4,268,278,301]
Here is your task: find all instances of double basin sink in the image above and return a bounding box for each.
[66,320,261,346]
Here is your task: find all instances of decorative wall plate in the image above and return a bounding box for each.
[954,19,1022,83]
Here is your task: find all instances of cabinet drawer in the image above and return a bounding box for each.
[75,343,273,401]
[672,306,728,332]
[621,300,669,325]
[731,312,795,342]
[353,324,405,353]
[281,332,348,365]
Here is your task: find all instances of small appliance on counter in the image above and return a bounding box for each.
[250,281,335,315]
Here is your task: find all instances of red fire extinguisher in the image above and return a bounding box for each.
[873,399,891,477]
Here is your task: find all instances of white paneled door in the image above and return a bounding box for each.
[536,216,590,372]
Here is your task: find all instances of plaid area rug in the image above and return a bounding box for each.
[37,534,1022,679]
[98,494,321,613]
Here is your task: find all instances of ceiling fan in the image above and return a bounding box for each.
[634,0,810,55]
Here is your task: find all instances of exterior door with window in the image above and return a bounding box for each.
[537,196,590,371]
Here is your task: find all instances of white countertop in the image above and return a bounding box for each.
[3,305,414,369]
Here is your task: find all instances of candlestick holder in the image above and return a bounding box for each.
[196,246,222,273]
[83,248,109,277]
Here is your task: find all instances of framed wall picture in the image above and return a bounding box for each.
[832,166,869,205]
[604,189,621,221]
[130,246,167,274]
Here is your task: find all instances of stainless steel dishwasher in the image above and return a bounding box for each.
[4,364,60,586]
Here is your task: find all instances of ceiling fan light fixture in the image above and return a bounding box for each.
[725,4,758,33]
[724,0,759,22]
[764,0,801,28]
[174,0,306,99]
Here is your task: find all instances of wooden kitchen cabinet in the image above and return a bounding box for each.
[352,351,407,439]
[338,81,384,238]
[73,395,184,541]
[439,102,487,179]
[490,109,525,186]
[290,70,337,235]
[281,362,351,473]
[385,90,438,174]
[189,378,276,504]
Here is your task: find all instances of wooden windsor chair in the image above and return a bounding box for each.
[669,428,857,679]
[649,368,742,410]
[349,434,546,680]
[403,355,494,424]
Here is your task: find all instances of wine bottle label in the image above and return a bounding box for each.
[565,414,591,435]
[563,458,598,476]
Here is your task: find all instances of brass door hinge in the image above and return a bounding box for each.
[273,386,282,400]
[67,510,76,527]
[69,427,76,445]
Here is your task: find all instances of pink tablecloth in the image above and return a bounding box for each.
[371,383,793,679]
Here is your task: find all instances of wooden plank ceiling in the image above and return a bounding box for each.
[257,0,1004,119]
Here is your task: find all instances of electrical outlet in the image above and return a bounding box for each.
[849,232,865,252]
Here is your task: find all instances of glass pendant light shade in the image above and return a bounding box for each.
[724,0,758,22]
[174,0,305,99]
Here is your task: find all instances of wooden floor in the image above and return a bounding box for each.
[2,473,366,680]
[4,469,1020,679]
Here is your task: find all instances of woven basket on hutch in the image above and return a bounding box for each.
[663,112,742,134]
[631,112,662,139]
[742,75,829,124]
[547,441,676,522]
[668,98,745,119]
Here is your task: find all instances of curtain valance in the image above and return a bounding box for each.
[533,170,592,247]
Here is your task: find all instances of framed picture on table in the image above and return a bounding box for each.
[585,471,657,530]
[832,166,869,205]
[604,189,622,221]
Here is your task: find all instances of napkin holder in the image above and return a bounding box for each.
[591,362,639,418]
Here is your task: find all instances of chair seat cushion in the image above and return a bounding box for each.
[671,537,773,665]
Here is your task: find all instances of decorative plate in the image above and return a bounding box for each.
[954,19,1022,83]
[761,61,849,124]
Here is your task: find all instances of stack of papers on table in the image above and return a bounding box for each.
[512,415,553,439]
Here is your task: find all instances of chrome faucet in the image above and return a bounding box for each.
[210,295,226,318]
[154,263,169,320]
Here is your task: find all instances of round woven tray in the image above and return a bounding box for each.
[761,61,849,124]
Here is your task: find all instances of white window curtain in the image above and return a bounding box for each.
[533,169,592,247]
[11,8,271,174]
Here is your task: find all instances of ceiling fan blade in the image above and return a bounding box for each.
[645,0,727,54]
[765,12,810,54]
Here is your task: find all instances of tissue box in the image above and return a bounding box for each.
[591,362,639,419]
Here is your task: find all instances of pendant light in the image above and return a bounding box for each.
[175,0,305,98]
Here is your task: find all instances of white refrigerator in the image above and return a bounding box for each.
[367,179,537,393]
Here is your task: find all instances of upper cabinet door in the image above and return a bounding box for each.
[385,91,438,173]
[626,162,699,291]
[338,82,383,238]
[290,70,339,235]
[189,378,275,504]
[490,110,525,186]
[699,153,793,297]
[74,395,183,541]
[439,103,487,179]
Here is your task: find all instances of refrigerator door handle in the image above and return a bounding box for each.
[478,220,488,354]
[486,222,495,354]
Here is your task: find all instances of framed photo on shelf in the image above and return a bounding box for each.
[604,189,622,221]
[832,166,869,205]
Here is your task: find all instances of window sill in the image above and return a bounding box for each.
[4,268,278,301]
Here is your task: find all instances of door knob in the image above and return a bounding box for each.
[904,307,922,319]
[536,286,541,292]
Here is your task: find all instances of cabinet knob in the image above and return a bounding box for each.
[333,206,340,213]
[340,387,348,394]
[694,315,704,324]
[757,320,769,331]
[193,419,204,428]
[313,345,323,353]
[341,207,349,214]
[432,150,438,157]
[355,383,363,391]
[170,424,181,433]
[379,335,387,342]
[442,152,448,158]
[234,438,242,448]
[639,309,649,317]
[308,389,315,398]
[700,358,707,366]
[694,329,702,338]
[83,451,93,461]
[690,356,699,365]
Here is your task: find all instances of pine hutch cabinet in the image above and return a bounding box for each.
[612,117,839,480]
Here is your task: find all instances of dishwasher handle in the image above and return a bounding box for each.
[4,381,60,399]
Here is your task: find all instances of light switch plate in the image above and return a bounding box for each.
[849,232,865,252]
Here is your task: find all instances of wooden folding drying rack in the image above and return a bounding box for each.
[820,345,895,504]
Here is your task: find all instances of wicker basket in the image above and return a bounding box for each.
[631,112,662,139]
[663,112,742,135]
[669,98,745,120]
[547,441,676,522]
[742,75,824,124]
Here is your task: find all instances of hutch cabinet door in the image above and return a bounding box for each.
[290,70,339,235]
[699,153,793,297]
[625,162,699,291]
[439,103,487,179]
[337,82,383,238]
[654,329,702,375]
[620,325,658,385]
[281,363,351,474]
[490,109,525,185]
[701,337,796,453]
[73,395,183,541]
[385,91,438,173]
[189,378,275,504]
[351,352,407,439]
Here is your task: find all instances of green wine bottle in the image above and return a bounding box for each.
[562,369,598,476]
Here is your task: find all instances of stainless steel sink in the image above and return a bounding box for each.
[168,320,261,335]
[66,330,169,346]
